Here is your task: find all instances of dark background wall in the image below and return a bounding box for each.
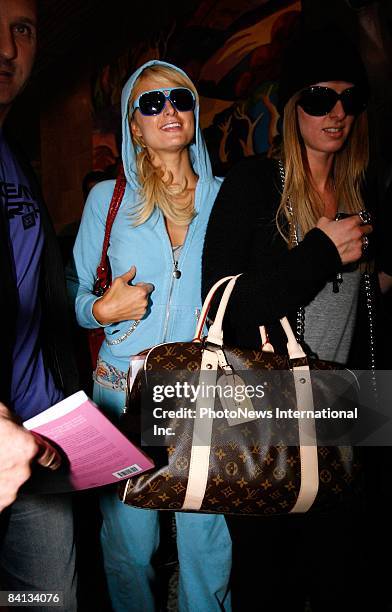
[6,0,392,232]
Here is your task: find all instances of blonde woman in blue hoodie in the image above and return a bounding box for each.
[69,61,231,612]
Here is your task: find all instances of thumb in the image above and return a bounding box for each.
[121,265,136,285]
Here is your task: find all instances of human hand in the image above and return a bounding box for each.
[32,432,62,471]
[92,265,154,325]
[316,214,372,265]
[379,271,392,295]
[0,404,39,511]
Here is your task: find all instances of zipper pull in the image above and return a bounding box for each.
[173,261,182,279]
[332,272,343,293]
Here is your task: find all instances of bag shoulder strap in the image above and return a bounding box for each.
[95,166,127,292]
[278,160,305,343]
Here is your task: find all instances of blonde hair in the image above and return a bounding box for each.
[128,65,199,227]
[276,91,369,245]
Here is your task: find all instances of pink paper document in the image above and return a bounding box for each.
[24,390,153,491]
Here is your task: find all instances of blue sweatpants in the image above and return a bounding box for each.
[94,381,232,612]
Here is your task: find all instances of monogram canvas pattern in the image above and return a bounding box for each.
[119,342,361,515]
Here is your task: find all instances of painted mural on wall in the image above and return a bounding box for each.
[92,0,301,176]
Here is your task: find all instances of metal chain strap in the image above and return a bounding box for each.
[105,320,140,345]
[362,272,377,403]
[362,273,376,372]
[278,160,305,343]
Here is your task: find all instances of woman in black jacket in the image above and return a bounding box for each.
[202,29,376,612]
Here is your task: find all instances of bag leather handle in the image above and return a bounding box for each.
[194,275,237,340]
[259,320,306,359]
[206,276,240,345]
[198,275,306,360]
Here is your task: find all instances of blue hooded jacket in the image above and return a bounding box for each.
[69,60,222,371]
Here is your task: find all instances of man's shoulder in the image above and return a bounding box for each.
[3,129,42,198]
[3,128,28,164]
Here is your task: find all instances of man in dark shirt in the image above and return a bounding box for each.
[0,1,78,608]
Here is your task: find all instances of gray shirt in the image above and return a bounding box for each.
[304,265,360,364]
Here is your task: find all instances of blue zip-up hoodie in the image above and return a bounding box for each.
[69,60,222,371]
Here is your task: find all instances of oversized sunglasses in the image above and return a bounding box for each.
[132,87,195,116]
[297,86,367,117]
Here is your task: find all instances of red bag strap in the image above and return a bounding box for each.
[95,166,127,292]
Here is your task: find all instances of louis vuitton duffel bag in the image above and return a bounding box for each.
[119,275,361,515]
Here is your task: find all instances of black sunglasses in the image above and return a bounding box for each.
[297,86,367,117]
[132,87,195,116]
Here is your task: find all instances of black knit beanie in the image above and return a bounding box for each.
[278,27,368,114]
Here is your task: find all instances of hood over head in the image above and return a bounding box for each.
[121,60,213,190]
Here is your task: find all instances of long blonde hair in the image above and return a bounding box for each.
[128,65,199,227]
[276,91,369,245]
